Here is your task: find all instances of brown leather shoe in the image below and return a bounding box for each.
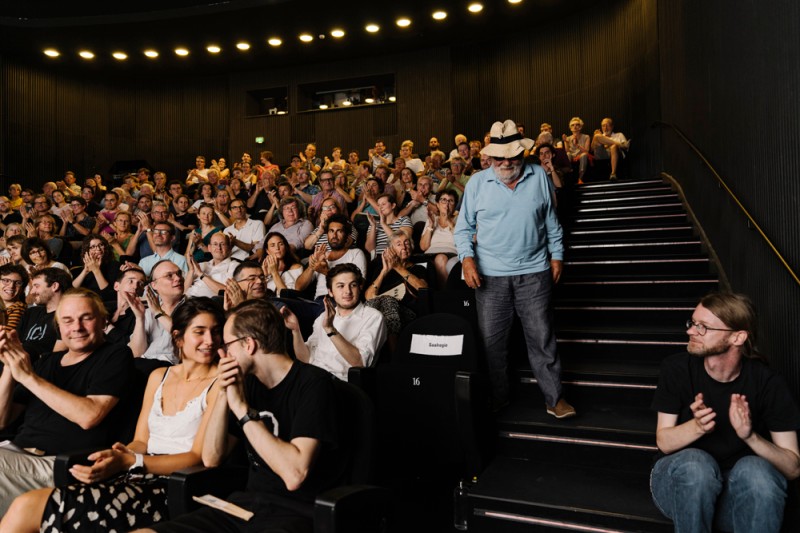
[546,398,577,419]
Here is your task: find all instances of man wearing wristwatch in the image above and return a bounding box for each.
[142,299,341,533]
[285,263,385,381]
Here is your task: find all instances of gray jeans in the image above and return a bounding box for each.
[476,270,562,407]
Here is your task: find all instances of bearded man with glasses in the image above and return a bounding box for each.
[650,292,800,532]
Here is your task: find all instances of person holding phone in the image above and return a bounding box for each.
[128,260,187,373]
[284,263,386,381]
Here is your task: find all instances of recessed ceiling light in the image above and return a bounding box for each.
[268,37,282,46]
[330,29,345,38]
[365,23,380,33]
[389,96,397,102]
[432,11,448,20]
[319,104,329,110]
[468,3,484,13]
[112,52,128,60]
[43,49,60,58]
[207,45,221,53]
[508,0,522,3]
[79,50,95,59]
[396,18,411,28]
[144,49,159,58]
[299,33,313,42]
[342,100,352,106]
[175,48,189,56]
[365,97,375,104]
[277,110,287,115]
[236,42,251,50]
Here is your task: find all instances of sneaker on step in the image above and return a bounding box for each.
[546,398,576,419]
[609,174,617,181]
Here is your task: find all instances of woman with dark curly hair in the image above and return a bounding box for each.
[4,297,225,533]
[71,235,121,300]
[21,237,68,274]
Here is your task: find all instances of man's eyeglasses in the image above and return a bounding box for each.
[223,336,249,349]
[0,278,23,287]
[152,229,171,236]
[685,319,735,336]
[230,205,246,210]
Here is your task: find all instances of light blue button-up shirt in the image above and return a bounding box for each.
[454,163,563,277]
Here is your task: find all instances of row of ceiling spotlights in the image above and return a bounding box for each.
[41,1,525,59]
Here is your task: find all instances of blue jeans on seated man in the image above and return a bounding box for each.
[650,448,787,533]
[475,270,562,408]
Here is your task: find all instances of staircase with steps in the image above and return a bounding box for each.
[461,178,719,532]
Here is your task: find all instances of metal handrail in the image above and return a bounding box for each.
[656,121,800,286]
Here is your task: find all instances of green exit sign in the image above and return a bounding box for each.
[255,137,265,144]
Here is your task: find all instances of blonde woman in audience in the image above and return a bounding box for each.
[104,210,141,260]
[7,184,23,211]
[562,116,591,184]
[1,298,225,533]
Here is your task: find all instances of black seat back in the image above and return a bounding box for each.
[356,313,483,483]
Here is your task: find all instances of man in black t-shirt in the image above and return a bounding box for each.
[650,293,800,533]
[147,299,340,533]
[17,267,72,360]
[0,288,132,516]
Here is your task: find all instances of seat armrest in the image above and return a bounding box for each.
[347,367,377,399]
[168,465,248,517]
[53,447,103,487]
[314,484,392,533]
[455,371,494,478]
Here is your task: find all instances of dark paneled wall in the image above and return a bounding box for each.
[452,0,661,180]
[0,60,229,186]
[1,0,657,188]
[227,45,453,166]
[659,1,800,392]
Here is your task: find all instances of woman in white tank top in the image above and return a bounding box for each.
[4,297,225,533]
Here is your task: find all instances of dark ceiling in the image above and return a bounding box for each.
[0,0,598,72]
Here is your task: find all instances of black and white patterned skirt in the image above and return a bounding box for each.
[41,473,169,533]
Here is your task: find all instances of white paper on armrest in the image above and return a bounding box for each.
[193,495,254,521]
[410,334,464,356]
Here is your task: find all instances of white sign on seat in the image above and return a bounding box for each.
[409,334,464,356]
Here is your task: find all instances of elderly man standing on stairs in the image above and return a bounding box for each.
[455,119,575,419]
[651,292,800,533]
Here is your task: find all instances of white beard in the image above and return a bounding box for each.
[495,165,523,184]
